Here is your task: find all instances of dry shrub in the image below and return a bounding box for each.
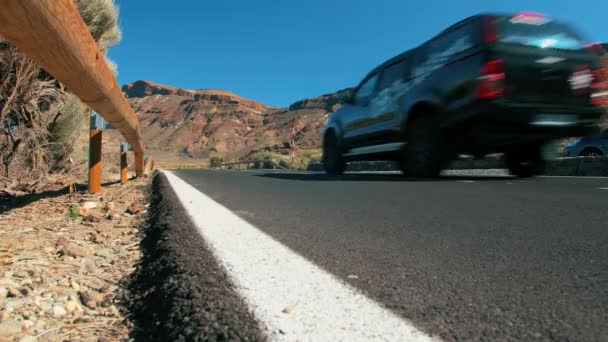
[0,43,67,184]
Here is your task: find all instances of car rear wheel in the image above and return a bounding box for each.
[579,148,603,157]
[505,145,543,178]
[401,115,445,178]
[323,133,345,176]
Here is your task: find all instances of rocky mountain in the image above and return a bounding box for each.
[121,80,352,161]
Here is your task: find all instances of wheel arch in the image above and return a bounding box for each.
[402,100,441,131]
[579,146,604,156]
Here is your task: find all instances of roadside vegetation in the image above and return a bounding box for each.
[0,0,121,191]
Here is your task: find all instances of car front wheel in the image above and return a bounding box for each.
[323,133,345,176]
[401,115,445,178]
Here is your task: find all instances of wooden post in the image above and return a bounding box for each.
[88,129,102,193]
[120,144,128,185]
[134,152,144,178]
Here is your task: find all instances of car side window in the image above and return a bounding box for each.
[354,74,379,106]
[378,60,407,91]
[412,22,474,79]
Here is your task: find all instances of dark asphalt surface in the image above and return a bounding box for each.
[173,170,608,341]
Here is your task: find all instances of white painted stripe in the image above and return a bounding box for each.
[599,187,608,190]
[162,170,438,342]
[539,175,608,179]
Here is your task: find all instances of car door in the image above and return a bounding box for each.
[369,58,409,143]
[342,72,379,147]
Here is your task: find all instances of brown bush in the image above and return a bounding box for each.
[0,43,67,184]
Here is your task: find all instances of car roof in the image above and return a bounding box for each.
[363,13,491,79]
[359,12,574,84]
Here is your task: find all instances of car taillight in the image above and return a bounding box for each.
[585,42,605,55]
[591,68,608,105]
[570,65,593,95]
[477,59,505,99]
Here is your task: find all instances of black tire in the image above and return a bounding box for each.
[323,133,345,176]
[401,115,445,178]
[505,145,543,178]
[579,148,603,157]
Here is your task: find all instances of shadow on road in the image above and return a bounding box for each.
[255,172,513,182]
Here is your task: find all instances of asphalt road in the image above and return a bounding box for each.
[172,170,608,341]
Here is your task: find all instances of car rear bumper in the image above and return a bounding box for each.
[453,101,604,145]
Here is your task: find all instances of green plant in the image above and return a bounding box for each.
[68,205,80,221]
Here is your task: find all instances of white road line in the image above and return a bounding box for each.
[539,175,608,179]
[599,187,608,190]
[163,170,438,342]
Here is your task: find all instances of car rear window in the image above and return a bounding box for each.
[495,15,587,50]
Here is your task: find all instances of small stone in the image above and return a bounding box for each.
[282,304,296,314]
[19,287,31,296]
[34,319,46,330]
[61,243,92,258]
[108,305,120,317]
[89,233,103,244]
[64,301,81,314]
[4,298,27,311]
[78,207,90,217]
[55,237,70,247]
[7,287,20,298]
[1,311,10,321]
[82,258,97,273]
[84,214,102,223]
[52,305,66,317]
[38,301,52,312]
[95,223,112,236]
[104,202,115,211]
[13,270,30,278]
[19,336,37,342]
[78,291,97,309]
[21,320,34,330]
[70,280,80,291]
[126,202,142,215]
[107,211,121,220]
[81,201,98,209]
[347,274,359,279]
[0,289,7,299]
[0,319,22,336]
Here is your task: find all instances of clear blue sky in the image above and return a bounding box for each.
[111,0,607,107]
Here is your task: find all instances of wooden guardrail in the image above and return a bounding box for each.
[0,0,147,191]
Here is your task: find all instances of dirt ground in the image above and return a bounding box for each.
[0,176,149,342]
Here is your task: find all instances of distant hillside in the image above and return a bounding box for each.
[121,80,353,161]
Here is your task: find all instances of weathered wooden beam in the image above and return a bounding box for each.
[0,0,146,160]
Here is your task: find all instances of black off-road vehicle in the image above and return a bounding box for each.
[323,12,606,177]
